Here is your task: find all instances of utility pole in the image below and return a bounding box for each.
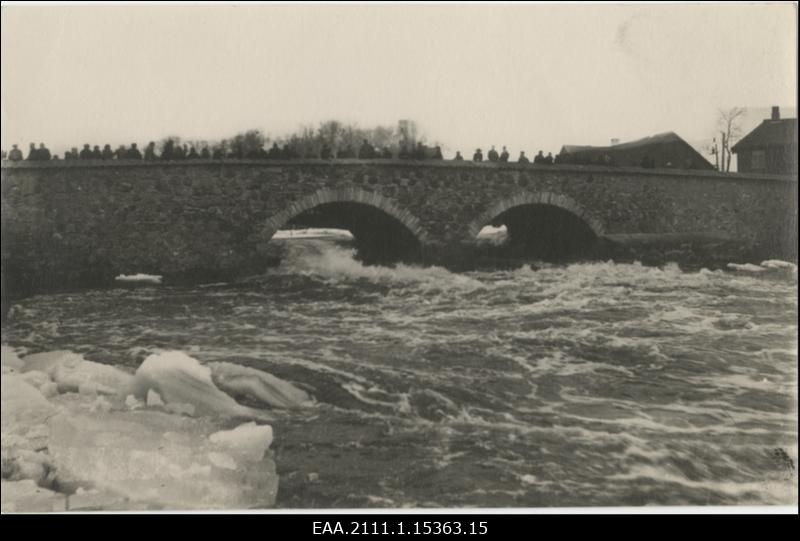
[720,131,727,172]
[711,137,719,170]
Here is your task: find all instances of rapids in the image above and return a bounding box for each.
[2,238,797,508]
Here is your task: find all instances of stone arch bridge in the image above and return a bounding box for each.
[1,159,796,296]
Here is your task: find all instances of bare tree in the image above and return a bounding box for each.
[717,107,746,172]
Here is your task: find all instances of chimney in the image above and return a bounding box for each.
[771,106,780,120]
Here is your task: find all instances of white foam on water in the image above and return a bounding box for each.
[278,240,485,290]
[761,259,797,271]
[341,382,413,414]
[608,464,796,503]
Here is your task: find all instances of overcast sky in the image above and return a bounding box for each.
[1,3,797,157]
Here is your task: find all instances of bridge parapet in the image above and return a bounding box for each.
[2,158,797,184]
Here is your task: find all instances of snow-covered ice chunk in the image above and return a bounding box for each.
[132,351,271,420]
[272,228,353,240]
[209,422,274,462]
[125,394,144,410]
[146,389,165,407]
[114,273,163,284]
[2,373,57,437]
[21,350,133,396]
[1,373,58,487]
[208,361,313,409]
[21,350,82,373]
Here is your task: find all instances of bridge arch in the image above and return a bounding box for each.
[466,191,605,240]
[262,187,431,243]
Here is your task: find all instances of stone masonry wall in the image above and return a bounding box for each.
[1,159,796,295]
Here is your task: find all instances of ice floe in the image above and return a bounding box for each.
[208,361,314,409]
[131,351,272,421]
[114,273,163,284]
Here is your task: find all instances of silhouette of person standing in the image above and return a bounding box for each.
[79,144,93,160]
[473,148,483,162]
[8,144,23,161]
[487,145,499,162]
[518,151,529,164]
[161,140,175,160]
[499,146,509,162]
[144,142,157,161]
[454,151,464,161]
[37,143,51,161]
[126,143,143,160]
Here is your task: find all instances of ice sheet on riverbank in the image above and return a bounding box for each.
[1,347,280,511]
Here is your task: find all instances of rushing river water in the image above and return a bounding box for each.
[2,239,797,508]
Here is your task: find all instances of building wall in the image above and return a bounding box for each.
[737,144,798,175]
[1,160,796,295]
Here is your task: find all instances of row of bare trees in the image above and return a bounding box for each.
[155,120,431,160]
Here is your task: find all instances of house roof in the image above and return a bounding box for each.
[560,145,593,154]
[558,131,714,169]
[560,132,687,154]
[731,118,798,152]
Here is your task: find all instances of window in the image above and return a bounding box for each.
[750,149,766,171]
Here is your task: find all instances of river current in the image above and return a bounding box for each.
[2,239,797,508]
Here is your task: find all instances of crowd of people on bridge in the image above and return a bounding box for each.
[2,140,557,165]
[464,145,556,164]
